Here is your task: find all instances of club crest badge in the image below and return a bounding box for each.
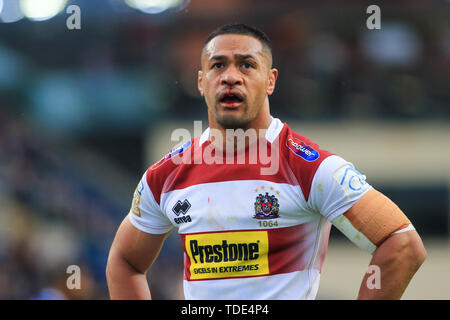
[253,192,280,219]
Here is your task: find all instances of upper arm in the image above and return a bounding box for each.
[308,155,373,222]
[307,155,414,254]
[109,216,171,274]
[108,169,174,273]
[331,188,414,254]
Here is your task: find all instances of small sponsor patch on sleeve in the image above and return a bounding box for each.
[286,135,319,162]
[130,181,144,217]
[151,140,192,170]
[333,164,370,199]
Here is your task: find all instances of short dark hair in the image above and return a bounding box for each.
[203,23,272,55]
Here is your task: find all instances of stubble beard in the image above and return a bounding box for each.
[213,102,254,130]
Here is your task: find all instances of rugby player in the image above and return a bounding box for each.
[106,23,426,300]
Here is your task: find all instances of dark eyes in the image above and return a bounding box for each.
[212,62,224,69]
[211,62,254,70]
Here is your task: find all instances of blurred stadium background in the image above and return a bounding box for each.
[0,0,448,299]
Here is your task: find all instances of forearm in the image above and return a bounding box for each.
[106,253,152,300]
[357,232,426,299]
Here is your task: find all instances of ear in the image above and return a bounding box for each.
[266,68,278,96]
[198,70,204,96]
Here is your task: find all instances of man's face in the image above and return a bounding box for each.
[198,34,277,130]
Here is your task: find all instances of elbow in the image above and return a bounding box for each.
[388,231,427,272]
[410,237,427,271]
[405,232,427,271]
[105,247,123,285]
[105,251,115,285]
[105,261,112,280]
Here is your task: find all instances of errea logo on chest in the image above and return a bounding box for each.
[172,199,192,224]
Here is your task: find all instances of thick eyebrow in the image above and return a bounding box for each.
[208,54,258,62]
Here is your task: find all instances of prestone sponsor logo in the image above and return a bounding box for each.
[185,231,269,280]
[190,239,260,263]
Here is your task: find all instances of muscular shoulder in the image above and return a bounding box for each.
[278,124,334,201]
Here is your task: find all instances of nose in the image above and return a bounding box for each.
[220,65,243,87]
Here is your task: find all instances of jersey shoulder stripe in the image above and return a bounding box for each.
[279,124,334,201]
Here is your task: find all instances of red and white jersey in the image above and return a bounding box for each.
[128,117,372,300]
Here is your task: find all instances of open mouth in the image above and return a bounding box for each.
[219,91,244,107]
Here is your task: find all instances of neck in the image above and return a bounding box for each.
[208,102,272,150]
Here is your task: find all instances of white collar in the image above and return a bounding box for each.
[199,116,284,146]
